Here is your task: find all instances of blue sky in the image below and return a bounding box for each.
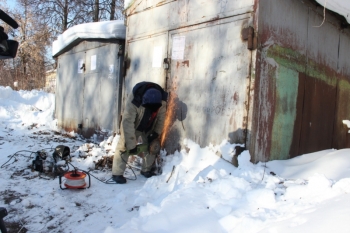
[5,0,15,9]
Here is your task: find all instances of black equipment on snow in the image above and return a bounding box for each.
[53,145,70,162]
[0,207,8,233]
[52,145,90,189]
[32,151,48,172]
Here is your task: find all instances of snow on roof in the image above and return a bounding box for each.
[52,20,126,57]
[315,0,350,23]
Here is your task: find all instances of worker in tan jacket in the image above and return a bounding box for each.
[112,81,168,184]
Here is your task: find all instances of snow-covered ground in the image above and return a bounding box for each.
[1,86,350,233]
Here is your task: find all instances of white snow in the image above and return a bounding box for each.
[52,20,126,57]
[1,86,350,233]
[343,120,350,133]
[315,0,350,23]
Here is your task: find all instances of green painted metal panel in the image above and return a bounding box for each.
[267,45,337,87]
[270,66,298,160]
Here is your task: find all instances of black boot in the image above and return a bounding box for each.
[112,175,126,184]
[140,171,155,178]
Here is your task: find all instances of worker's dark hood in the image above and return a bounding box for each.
[131,82,168,108]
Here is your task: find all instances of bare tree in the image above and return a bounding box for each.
[1,0,51,90]
[1,0,125,90]
[110,0,116,20]
[79,0,125,22]
[94,0,99,22]
[27,0,124,37]
[29,0,87,36]
[105,0,124,20]
[105,0,125,20]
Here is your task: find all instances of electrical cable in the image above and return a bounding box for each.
[1,148,140,185]
[0,146,57,169]
[119,152,137,181]
[1,150,37,168]
[65,155,138,185]
[0,148,70,181]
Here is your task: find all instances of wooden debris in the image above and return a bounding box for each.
[94,156,113,169]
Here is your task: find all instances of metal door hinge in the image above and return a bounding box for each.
[241,26,257,50]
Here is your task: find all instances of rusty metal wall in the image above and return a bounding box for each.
[125,0,255,153]
[127,0,254,39]
[333,29,350,149]
[297,74,337,154]
[252,0,350,161]
[164,15,253,152]
[252,0,309,161]
[56,40,124,137]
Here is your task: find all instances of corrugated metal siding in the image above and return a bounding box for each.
[125,0,350,162]
[56,52,85,131]
[127,0,254,39]
[127,4,170,38]
[56,40,124,137]
[164,16,253,152]
[253,0,350,161]
[339,31,350,77]
[252,0,309,162]
[298,75,337,154]
[125,0,255,154]
[333,30,350,149]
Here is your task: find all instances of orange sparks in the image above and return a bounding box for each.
[160,90,177,147]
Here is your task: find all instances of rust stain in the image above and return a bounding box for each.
[229,114,234,125]
[208,15,220,22]
[182,60,189,67]
[232,92,239,104]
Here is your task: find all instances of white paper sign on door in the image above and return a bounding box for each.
[108,65,114,79]
[152,46,163,68]
[171,36,186,60]
[91,55,96,71]
[78,59,84,73]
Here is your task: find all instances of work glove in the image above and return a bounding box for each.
[147,132,159,145]
[128,147,138,154]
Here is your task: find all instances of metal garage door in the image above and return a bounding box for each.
[163,15,253,152]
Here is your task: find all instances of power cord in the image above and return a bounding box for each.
[0,148,71,181]
[0,146,58,169]
[1,150,37,168]
[118,152,138,181]
[1,148,139,184]
[66,160,137,185]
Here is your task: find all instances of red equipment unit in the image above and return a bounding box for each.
[59,169,91,189]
